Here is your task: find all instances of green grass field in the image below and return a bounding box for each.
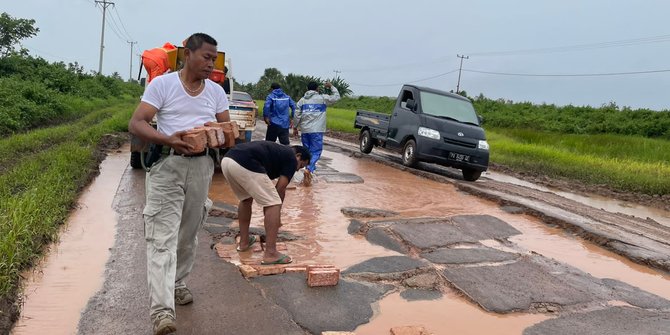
[0,97,136,299]
[259,100,670,196]
[257,100,357,133]
[487,129,670,195]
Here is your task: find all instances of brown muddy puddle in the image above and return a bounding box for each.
[487,171,670,228]
[11,149,127,335]
[210,150,670,334]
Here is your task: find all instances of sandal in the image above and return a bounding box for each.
[236,235,257,252]
[261,254,292,265]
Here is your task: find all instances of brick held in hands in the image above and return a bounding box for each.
[204,127,220,147]
[307,268,340,287]
[181,129,207,152]
[207,121,239,148]
[214,127,225,146]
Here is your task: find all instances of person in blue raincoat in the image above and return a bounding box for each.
[293,81,340,185]
[263,83,296,145]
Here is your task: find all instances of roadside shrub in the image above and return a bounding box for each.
[333,96,395,113]
[473,96,670,139]
[0,54,142,136]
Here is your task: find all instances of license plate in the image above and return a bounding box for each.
[448,152,470,162]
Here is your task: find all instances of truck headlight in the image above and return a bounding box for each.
[478,140,490,150]
[418,127,440,140]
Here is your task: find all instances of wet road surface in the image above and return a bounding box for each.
[10,130,670,334]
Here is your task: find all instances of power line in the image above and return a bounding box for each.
[350,69,459,87]
[349,67,670,88]
[101,6,129,42]
[127,41,137,81]
[468,34,670,57]
[112,7,133,40]
[456,55,469,93]
[95,0,114,74]
[341,56,451,74]
[342,33,670,74]
[463,68,670,77]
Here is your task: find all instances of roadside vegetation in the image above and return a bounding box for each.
[0,12,142,330]
[263,92,670,196]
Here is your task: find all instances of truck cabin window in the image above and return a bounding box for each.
[419,92,479,125]
[400,90,414,110]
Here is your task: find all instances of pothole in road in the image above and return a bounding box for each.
[208,150,670,335]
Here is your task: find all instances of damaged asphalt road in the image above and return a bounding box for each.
[74,127,669,335]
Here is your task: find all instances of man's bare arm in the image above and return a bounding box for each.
[275,175,290,202]
[216,109,230,122]
[128,102,194,154]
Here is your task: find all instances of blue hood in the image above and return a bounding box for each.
[263,89,296,128]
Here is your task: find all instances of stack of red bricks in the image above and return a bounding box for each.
[180,121,240,150]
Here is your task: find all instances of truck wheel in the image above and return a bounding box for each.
[130,151,143,169]
[359,130,373,154]
[462,168,482,181]
[402,139,418,167]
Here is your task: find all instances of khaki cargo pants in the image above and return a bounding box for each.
[143,154,214,319]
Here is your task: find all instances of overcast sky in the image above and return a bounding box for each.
[5,0,670,110]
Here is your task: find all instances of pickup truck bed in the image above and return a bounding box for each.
[354,110,390,140]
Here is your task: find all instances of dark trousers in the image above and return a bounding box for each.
[265,123,290,145]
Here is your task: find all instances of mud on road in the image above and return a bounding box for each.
[323,134,670,274]
[8,126,670,335]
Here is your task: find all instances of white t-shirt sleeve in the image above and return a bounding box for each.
[141,77,164,110]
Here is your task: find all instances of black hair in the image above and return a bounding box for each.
[307,81,319,91]
[271,83,281,90]
[185,33,218,51]
[292,145,312,163]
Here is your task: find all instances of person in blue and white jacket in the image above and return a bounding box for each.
[293,81,340,184]
[263,83,296,145]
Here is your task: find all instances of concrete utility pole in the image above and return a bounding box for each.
[96,0,115,74]
[456,54,469,94]
[333,69,342,77]
[127,40,137,81]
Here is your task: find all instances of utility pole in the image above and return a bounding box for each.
[333,69,342,78]
[456,54,469,94]
[127,40,137,81]
[96,0,115,74]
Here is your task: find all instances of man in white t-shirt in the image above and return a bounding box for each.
[129,32,229,335]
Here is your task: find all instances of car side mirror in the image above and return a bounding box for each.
[477,114,484,124]
[405,99,417,111]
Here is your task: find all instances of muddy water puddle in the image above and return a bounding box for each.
[209,150,670,333]
[11,149,127,335]
[487,171,670,228]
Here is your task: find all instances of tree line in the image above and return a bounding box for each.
[233,67,352,101]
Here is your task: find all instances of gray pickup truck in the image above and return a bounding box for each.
[354,85,489,181]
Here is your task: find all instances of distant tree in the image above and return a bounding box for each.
[0,12,39,57]
[284,73,321,101]
[326,76,352,97]
[251,67,285,99]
